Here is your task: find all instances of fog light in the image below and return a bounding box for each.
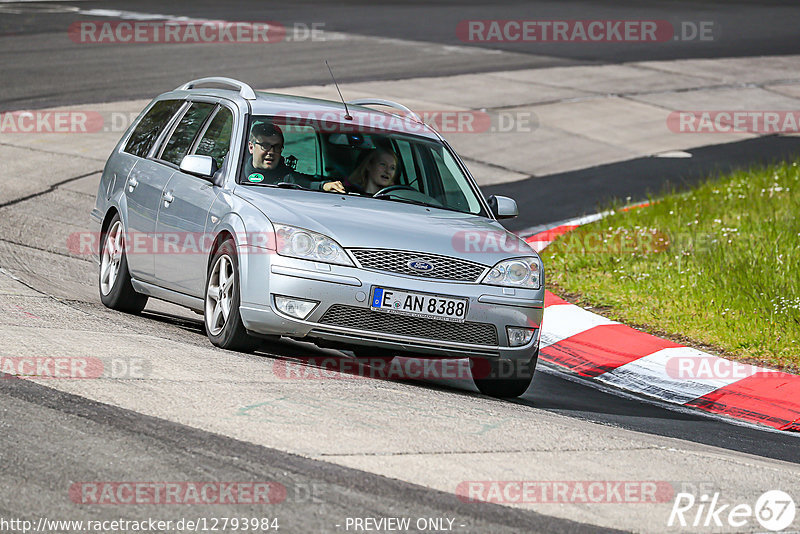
[274,295,318,320]
[506,326,536,347]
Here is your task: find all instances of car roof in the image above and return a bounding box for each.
[250,92,441,140]
[166,77,441,141]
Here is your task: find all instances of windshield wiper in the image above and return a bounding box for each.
[275,182,309,190]
[372,194,438,209]
[373,194,476,215]
[242,181,308,190]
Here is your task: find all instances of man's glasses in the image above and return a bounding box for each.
[253,140,283,152]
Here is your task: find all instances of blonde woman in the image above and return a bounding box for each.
[346,148,399,195]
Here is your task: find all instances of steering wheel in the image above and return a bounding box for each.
[373,185,416,198]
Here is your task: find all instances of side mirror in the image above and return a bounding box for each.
[487,195,518,219]
[179,155,218,179]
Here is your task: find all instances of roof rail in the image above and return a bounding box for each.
[176,77,257,100]
[347,98,422,123]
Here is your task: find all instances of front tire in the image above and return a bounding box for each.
[99,213,148,313]
[204,239,261,352]
[470,348,538,398]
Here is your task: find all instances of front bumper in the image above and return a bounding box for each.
[238,253,543,361]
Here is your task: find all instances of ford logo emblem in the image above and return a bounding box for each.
[408,260,434,272]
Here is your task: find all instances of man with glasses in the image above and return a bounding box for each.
[244,122,345,192]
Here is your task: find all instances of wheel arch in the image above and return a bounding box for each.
[205,207,275,315]
[100,206,120,236]
[100,189,130,240]
[205,212,247,274]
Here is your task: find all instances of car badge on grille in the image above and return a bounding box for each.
[408,259,434,272]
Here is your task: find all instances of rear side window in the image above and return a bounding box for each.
[160,102,217,166]
[124,99,182,158]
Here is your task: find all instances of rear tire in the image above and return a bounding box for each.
[99,213,148,313]
[204,239,261,352]
[470,348,538,398]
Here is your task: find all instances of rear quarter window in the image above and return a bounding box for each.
[124,100,182,158]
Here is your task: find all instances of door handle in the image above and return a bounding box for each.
[127,177,139,192]
[162,190,174,207]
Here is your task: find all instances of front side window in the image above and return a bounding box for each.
[160,102,216,166]
[194,107,233,169]
[240,115,486,216]
[124,99,182,158]
[430,146,482,214]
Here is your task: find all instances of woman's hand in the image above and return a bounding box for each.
[322,181,346,193]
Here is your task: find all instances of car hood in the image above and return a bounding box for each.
[234,186,535,266]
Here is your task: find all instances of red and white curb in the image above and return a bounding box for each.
[522,215,800,432]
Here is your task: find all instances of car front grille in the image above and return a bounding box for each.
[349,249,487,282]
[318,305,498,346]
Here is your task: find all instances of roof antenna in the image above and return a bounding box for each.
[326,60,353,121]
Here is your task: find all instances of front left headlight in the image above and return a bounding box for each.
[274,224,353,266]
[481,256,542,289]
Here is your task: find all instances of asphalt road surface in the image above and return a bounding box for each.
[2,0,800,110]
[1,2,800,533]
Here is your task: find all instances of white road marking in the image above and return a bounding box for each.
[595,346,759,404]
[540,303,618,348]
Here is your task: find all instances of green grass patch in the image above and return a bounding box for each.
[542,159,800,371]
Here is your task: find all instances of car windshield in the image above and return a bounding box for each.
[240,114,487,216]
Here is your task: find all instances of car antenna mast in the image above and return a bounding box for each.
[326,60,353,121]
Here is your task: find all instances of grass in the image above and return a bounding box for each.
[541,159,800,371]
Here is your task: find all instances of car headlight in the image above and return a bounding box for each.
[274,224,353,266]
[481,256,542,289]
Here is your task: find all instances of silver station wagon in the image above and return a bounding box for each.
[90,77,544,397]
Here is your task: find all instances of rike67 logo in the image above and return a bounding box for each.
[668,490,796,531]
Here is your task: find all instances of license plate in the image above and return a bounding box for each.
[370,287,468,323]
